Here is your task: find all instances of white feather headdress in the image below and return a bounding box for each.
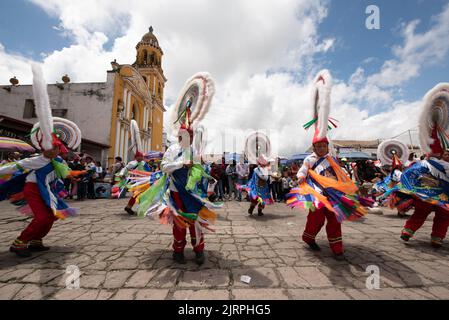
[377,139,409,166]
[170,72,215,134]
[310,69,333,140]
[418,83,449,154]
[130,119,142,153]
[31,63,53,151]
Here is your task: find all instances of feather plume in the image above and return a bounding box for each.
[170,72,215,135]
[418,83,449,153]
[377,139,409,165]
[31,63,53,150]
[311,69,332,140]
[130,119,142,153]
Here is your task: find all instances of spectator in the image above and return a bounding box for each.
[76,158,87,201]
[95,161,104,180]
[270,168,282,202]
[211,162,224,201]
[111,156,125,176]
[226,160,238,200]
[281,170,292,201]
[221,157,229,198]
[85,157,97,199]
[236,159,249,201]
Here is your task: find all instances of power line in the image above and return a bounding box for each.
[389,126,418,140]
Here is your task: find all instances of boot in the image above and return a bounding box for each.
[195,251,205,265]
[334,253,346,261]
[431,237,442,249]
[10,239,32,258]
[28,239,50,252]
[257,207,264,216]
[125,207,136,215]
[248,205,255,215]
[172,251,186,264]
[307,242,321,251]
[401,229,412,242]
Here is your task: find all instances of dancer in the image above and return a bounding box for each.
[373,139,410,217]
[0,64,82,257]
[391,83,449,248]
[239,154,274,216]
[135,72,220,265]
[286,70,372,260]
[114,119,151,215]
[238,131,275,216]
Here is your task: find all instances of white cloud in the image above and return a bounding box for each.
[0,0,447,156]
[367,3,449,88]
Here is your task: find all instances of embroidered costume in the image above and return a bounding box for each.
[134,72,220,265]
[0,64,82,257]
[392,83,449,248]
[286,70,372,258]
[238,154,274,216]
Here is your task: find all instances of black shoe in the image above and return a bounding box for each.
[334,253,346,261]
[258,209,264,216]
[28,244,51,252]
[172,252,186,264]
[307,242,321,251]
[248,206,255,215]
[10,246,32,258]
[125,207,136,215]
[195,251,205,265]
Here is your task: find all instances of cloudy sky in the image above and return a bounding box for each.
[1,0,449,156]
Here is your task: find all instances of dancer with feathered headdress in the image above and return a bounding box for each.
[373,139,411,217]
[391,83,449,248]
[237,131,274,216]
[286,70,373,260]
[112,119,152,215]
[135,72,220,265]
[0,64,83,257]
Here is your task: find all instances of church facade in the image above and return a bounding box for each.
[0,27,166,167]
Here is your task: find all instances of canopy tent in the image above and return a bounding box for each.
[0,137,35,153]
[224,153,241,163]
[286,153,311,165]
[145,151,164,160]
[338,151,375,161]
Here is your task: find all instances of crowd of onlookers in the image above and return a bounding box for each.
[1,151,422,203]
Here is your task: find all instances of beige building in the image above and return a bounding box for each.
[0,27,167,167]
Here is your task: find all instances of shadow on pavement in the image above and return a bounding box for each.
[0,245,77,299]
[311,244,425,289]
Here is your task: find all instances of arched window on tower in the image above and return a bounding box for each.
[149,52,155,65]
[142,49,148,65]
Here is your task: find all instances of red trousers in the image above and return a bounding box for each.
[127,196,136,208]
[403,199,449,240]
[18,183,56,243]
[171,191,204,253]
[302,207,343,254]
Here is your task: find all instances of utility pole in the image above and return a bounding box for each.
[408,130,413,152]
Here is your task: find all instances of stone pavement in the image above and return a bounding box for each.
[0,198,448,300]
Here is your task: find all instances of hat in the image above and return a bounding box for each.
[135,151,144,158]
[391,153,403,170]
[257,154,269,166]
[312,127,329,145]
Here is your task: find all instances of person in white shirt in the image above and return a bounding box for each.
[296,136,347,260]
[161,124,215,265]
[236,159,249,201]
